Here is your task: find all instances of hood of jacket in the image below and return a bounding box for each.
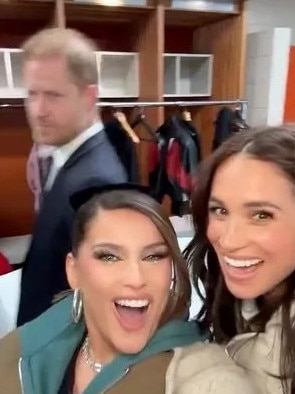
[18,295,207,394]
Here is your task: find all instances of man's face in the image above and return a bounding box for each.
[23,56,94,146]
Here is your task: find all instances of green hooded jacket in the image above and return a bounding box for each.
[15,295,207,393]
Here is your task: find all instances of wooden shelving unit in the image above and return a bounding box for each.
[165,7,239,27]
[0,49,25,99]
[0,48,139,99]
[0,0,247,236]
[0,1,55,20]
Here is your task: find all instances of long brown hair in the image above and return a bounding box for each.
[184,126,295,393]
[72,189,191,324]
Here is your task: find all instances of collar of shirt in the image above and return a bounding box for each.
[51,121,103,170]
[36,144,55,159]
[241,299,258,320]
[45,121,103,190]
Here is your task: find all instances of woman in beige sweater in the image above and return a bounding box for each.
[186,125,295,393]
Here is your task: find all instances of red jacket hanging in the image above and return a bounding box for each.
[148,115,201,216]
[0,252,13,276]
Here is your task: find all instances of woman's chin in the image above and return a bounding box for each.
[113,323,158,355]
[115,335,151,355]
[226,281,262,300]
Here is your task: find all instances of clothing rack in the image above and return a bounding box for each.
[0,98,248,118]
[97,99,247,108]
[0,99,247,108]
[98,99,248,119]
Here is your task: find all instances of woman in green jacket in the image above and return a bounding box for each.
[0,184,256,394]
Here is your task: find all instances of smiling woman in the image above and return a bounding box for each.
[186,125,295,394]
[0,183,257,394]
[65,185,190,364]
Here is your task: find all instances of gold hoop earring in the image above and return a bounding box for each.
[72,289,83,323]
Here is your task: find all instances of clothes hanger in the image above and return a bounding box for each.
[130,107,157,142]
[113,109,140,144]
[178,106,201,141]
[232,103,250,132]
[181,108,192,122]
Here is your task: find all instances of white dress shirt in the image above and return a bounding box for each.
[45,121,103,191]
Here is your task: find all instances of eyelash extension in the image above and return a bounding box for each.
[93,250,170,262]
[208,206,226,214]
[145,251,170,261]
[93,250,118,260]
[254,210,274,220]
[208,206,219,212]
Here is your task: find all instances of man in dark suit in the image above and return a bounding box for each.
[17,28,128,326]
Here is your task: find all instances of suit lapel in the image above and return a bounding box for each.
[41,131,106,203]
[64,130,105,169]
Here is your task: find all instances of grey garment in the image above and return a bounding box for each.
[226,305,290,394]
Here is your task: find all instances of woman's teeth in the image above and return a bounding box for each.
[224,256,263,268]
[115,299,149,308]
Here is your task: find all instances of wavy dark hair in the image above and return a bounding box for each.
[184,126,295,393]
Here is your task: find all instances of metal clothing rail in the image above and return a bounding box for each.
[0,99,247,109]
[0,98,248,120]
[97,99,247,108]
[97,99,248,120]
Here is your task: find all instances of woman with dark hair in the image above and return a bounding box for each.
[186,126,295,393]
[0,184,255,393]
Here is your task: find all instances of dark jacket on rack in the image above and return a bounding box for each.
[181,119,202,162]
[148,115,201,217]
[104,119,139,183]
[212,106,249,151]
[17,130,127,326]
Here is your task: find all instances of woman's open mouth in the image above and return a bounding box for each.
[113,299,150,331]
[223,256,264,280]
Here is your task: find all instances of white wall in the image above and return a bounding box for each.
[246,0,295,44]
[244,0,295,126]
[245,28,291,126]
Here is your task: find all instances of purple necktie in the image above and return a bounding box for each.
[39,155,53,189]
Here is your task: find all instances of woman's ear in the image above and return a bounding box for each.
[65,252,79,290]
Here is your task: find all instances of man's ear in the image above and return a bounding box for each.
[85,84,97,110]
[65,252,79,290]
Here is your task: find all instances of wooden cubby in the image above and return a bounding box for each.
[0,0,247,237]
[99,52,139,98]
[0,49,139,99]
[164,53,213,97]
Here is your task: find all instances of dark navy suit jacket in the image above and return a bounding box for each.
[17,130,127,325]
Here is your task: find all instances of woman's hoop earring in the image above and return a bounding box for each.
[72,289,83,323]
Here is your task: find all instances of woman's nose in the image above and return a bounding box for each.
[123,261,146,289]
[217,219,248,251]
